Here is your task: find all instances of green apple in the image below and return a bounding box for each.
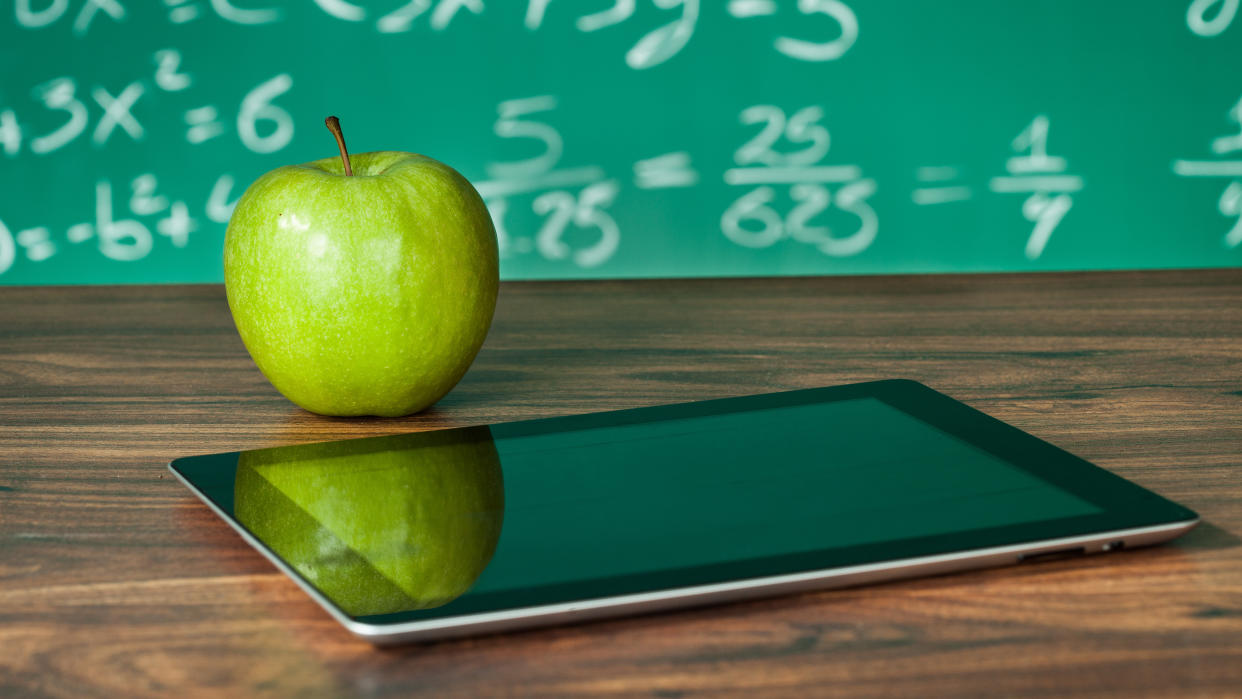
[224,116,498,417]
[234,427,504,617]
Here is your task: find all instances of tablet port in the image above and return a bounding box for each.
[1018,546,1086,563]
[1103,540,1126,552]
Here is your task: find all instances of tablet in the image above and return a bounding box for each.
[169,380,1198,644]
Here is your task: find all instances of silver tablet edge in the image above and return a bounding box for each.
[167,461,1199,646]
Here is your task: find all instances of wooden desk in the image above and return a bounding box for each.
[3,269,1241,697]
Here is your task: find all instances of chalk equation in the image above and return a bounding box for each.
[10,0,861,71]
[3,2,1239,281]
[0,172,240,276]
[0,49,292,158]
[0,45,292,275]
[910,116,1083,260]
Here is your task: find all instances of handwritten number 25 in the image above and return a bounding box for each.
[735,105,830,167]
[534,181,620,268]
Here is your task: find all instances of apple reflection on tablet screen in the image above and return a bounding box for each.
[233,427,504,617]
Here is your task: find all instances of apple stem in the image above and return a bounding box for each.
[325,116,353,176]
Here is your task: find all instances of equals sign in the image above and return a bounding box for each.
[634,151,699,190]
[727,0,777,18]
[912,166,972,205]
[163,0,200,23]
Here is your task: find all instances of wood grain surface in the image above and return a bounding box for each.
[2,269,1241,698]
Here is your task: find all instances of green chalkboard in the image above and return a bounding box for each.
[2,1,1240,285]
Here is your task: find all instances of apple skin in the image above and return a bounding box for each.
[234,427,504,617]
[224,150,498,417]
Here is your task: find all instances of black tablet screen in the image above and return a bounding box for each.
[171,382,1192,624]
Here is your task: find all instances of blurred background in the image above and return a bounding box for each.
[1,0,1240,285]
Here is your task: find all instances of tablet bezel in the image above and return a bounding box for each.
[169,379,1198,638]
